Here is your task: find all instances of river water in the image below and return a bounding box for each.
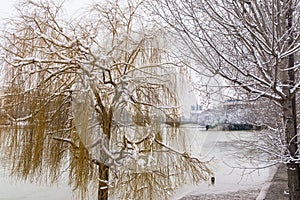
[0,126,274,200]
[170,125,275,199]
[0,168,74,200]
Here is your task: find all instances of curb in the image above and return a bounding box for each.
[256,165,278,200]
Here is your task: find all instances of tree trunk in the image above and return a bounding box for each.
[286,163,300,200]
[283,1,300,199]
[282,97,300,200]
[98,163,109,200]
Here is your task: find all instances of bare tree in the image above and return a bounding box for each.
[149,0,300,199]
[0,0,211,199]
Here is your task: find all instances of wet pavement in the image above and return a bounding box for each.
[263,164,289,200]
[179,164,289,200]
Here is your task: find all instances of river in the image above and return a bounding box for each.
[0,126,274,199]
[170,125,275,199]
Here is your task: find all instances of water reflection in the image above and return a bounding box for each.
[171,125,275,199]
[0,126,273,199]
[0,169,74,200]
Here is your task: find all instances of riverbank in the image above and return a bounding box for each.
[179,164,289,200]
[178,189,260,200]
[262,164,288,200]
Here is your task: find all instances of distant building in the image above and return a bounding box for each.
[190,103,202,122]
[191,104,202,111]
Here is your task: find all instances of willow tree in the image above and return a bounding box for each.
[0,0,210,199]
[149,0,300,199]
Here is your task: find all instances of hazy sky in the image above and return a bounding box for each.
[0,0,94,20]
[0,1,16,19]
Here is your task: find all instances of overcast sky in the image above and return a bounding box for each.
[0,0,94,21]
[0,1,16,19]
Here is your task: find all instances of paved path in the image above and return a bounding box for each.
[262,164,289,200]
[179,164,289,200]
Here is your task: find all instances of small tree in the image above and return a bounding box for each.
[0,0,210,199]
[149,0,300,199]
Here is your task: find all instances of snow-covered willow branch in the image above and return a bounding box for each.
[0,1,211,200]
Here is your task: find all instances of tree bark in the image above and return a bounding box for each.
[98,163,109,200]
[283,97,300,200]
[283,1,300,199]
